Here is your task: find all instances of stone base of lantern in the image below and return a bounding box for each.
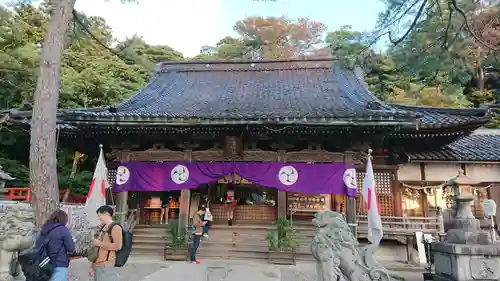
[432,243,500,281]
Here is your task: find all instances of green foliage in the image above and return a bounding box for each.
[0,4,184,110]
[266,218,299,252]
[166,220,188,248]
[56,149,93,196]
[0,130,92,195]
[374,0,500,116]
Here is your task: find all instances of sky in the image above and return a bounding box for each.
[1,0,386,58]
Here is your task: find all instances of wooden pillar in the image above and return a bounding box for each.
[116,153,131,225]
[277,191,287,219]
[277,150,287,219]
[392,169,403,217]
[178,149,192,233]
[420,163,428,217]
[344,151,357,237]
[116,191,128,225]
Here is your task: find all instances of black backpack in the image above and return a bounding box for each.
[18,226,63,281]
[107,223,133,267]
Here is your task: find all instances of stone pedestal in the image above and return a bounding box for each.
[433,243,500,281]
[432,171,498,281]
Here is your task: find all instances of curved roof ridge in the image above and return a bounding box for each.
[333,68,415,116]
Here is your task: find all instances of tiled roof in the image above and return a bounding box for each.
[390,104,490,129]
[407,133,500,162]
[61,59,418,125]
[6,59,490,129]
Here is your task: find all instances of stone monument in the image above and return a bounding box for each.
[310,210,405,281]
[60,203,94,256]
[432,170,500,281]
[0,201,36,281]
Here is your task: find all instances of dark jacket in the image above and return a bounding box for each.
[35,222,75,268]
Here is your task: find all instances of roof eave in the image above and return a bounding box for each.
[408,159,500,164]
[58,116,418,127]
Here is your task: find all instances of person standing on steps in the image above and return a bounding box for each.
[225,188,237,226]
[190,208,206,264]
[160,196,172,225]
[201,195,212,238]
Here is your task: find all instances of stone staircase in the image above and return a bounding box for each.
[130,222,413,264]
[130,222,317,261]
[131,224,166,259]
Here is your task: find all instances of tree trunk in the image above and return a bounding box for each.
[30,0,76,227]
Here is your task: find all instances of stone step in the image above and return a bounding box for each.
[197,247,269,260]
[133,233,168,239]
[133,238,165,245]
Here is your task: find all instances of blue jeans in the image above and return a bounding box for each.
[49,267,68,281]
[190,234,202,261]
[202,222,209,235]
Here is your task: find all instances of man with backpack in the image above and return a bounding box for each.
[90,205,131,281]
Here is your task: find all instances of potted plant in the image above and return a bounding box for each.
[266,217,299,265]
[164,220,189,261]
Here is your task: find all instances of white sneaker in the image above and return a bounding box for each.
[203,234,209,238]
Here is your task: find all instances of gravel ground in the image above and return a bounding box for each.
[67,259,168,281]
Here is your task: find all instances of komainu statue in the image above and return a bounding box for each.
[0,201,37,281]
[311,210,405,281]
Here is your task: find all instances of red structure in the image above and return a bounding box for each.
[4,187,87,203]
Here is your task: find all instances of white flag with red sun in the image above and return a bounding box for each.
[362,153,383,245]
[84,145,108,227]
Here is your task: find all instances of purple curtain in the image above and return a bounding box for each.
[114,162,356,196]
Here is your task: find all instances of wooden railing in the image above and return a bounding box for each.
[357,215,445,235]
[3,187,87,203]
[4,187,31,201]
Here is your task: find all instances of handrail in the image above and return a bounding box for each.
[123,208,139,231]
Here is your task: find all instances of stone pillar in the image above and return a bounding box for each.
[116,191,128,225]
[344,151,357,237]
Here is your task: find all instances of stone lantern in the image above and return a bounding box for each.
[431,170,500,281]
[0,165,14,199]
[442,170,489,244]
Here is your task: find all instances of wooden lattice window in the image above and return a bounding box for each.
[108,169,116,186]
[355,171,394,216]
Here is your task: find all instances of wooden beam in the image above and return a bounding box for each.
[277,150,287,219]
[393,169,403,217]
[344,151,357,237]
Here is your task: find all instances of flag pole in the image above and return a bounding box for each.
[363,147,383,246]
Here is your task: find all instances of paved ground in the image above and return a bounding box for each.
[67,258,424,281]
[67,258,168,281]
